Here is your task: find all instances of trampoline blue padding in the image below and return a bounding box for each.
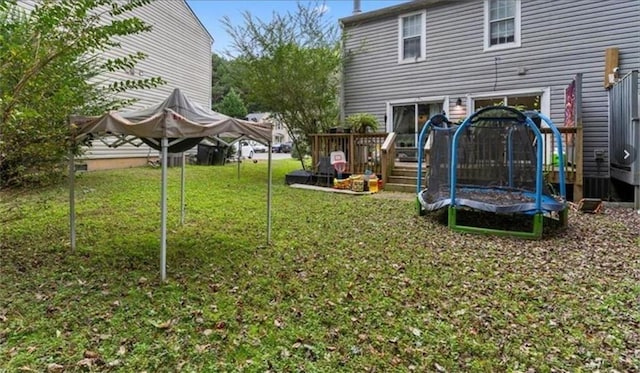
[418,185,565,214]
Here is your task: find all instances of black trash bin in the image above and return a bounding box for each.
[197,143,226,165]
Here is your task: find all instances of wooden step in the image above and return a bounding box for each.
[393,164,428,170]
[388,175,420,185]
[390,169,424,178]
[381,162,430,193]
[383,183,417,193]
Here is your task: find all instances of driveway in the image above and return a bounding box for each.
[252,152,293,161]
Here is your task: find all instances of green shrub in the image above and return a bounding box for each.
[346,113,379,133]
[0,0,163,188]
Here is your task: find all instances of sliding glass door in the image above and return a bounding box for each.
[391,102,443,161]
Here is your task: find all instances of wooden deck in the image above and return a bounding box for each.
[309,133,387,176]
[310,126,583,201]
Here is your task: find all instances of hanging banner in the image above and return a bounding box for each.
[564,79,576,127]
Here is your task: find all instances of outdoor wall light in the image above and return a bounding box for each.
[456,97,462,107]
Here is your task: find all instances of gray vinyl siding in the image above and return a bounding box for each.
[16,0,36,11]
[87,0,212,159]
[15,0,213,160]
[342,0,640,178]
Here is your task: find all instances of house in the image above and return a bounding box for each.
[339,0,640,200]
[17,0,213,171]
[246,113,292,145]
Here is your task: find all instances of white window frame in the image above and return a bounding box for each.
[467,87,550,118]
[483,0,521,52]
[385,96,448,152]
[385,96,449,132]
[397,10,426,64]
[468,87,554,163]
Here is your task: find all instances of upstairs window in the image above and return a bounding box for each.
[484,0,521,51]
[398,11,425,63]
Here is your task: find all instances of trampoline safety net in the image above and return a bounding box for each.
[425,107,550,206]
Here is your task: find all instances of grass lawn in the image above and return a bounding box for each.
[1,159,639,372]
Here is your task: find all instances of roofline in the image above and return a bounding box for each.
[339,0,450,26]
[182,0,214,44]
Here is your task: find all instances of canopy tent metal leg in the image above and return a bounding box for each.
[180,152,186,225]
[69,150,76,251]
[160,137,168,281]
[267,142,272,244]
[237,145,241,179]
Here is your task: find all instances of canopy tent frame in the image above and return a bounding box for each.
[68,88,273,281]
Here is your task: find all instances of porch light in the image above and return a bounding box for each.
[456,97,462,107]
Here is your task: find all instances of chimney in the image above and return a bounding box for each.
[353,0,361,14]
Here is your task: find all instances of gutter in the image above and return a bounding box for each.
[340,0,452,26]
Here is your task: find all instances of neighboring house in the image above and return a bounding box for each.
[17,0,213,170]
[340,0,640,199]
[246,112,292,145]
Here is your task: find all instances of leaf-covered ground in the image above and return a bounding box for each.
[1,159,639,372]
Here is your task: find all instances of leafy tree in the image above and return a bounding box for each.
[0,0,164,187]
[222,2,342,168]
[211,53,232,104]
[214,88,247,119]
[211,54,264,113]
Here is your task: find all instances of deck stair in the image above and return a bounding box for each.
[384,162,428,193]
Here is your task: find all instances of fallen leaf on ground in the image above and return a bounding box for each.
[107,359,122,367]
[46,363,64,373]
[84,350,100,359]
[117,345,126,356]
[195,344,210,353]
[76,358,93,368]
[152,319,172,329]
[435,362,447,372]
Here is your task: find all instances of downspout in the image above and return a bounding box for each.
[209,35,214,109]
[339,22,346,124]
[340,0,361,121]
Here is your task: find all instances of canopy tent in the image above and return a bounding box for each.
[69,88,273,281]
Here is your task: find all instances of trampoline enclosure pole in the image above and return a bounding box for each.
[449,116,472,204]
[537,113,567,200]
[416,120,431,194]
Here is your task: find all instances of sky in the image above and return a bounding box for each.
[186,0,407,56]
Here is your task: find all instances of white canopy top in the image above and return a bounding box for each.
[67,88,274,282]
[70,88,272,144]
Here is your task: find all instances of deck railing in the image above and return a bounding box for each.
[380,132,397,185]
[310,132,388,178]
[309,126,581,198]
[540,127,579,184]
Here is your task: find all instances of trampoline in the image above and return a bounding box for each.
[416,106,568,239]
